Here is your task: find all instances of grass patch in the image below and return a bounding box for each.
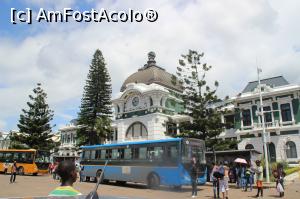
[284,167,300,176]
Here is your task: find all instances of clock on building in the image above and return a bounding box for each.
[132,96,139,106]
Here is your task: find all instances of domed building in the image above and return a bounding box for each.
[110,52,190,142]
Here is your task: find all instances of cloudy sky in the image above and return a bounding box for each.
[0,0,300,132]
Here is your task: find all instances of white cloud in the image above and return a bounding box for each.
[1,0,300,131]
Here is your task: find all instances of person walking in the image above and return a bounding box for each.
[254,160,263,198]
[10,161,17,183]
[273,163,286,197]
[244,164,252,191]
[49,161,82,196]
[190,156,198,198]
[219,161,229,199]
[210,162,220,199]
[79,164,84,182]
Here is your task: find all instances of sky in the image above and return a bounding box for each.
[0,0,300,133]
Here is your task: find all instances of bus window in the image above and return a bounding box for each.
[84,150,91,160]
[133,148,139,159]
[154,147,163,159]
[166,145,178,160]
[105,149,112,159]
[124,148,132,160]
[139,147,147,159]
[112,149,119,159]
[100,150,105,159]
[118,149,124,159]
[13,152,19,161]
[91,150,96,160]
[0,152,4,161]
[95,150,101,159]
[26,152,34,163]
[4,153,13,162]
[19,153,27,163]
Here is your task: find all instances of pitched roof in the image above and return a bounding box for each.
[242,76,289,93]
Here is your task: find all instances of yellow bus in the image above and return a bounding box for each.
[0,149,50,175]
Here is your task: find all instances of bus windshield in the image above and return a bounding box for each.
[35,151,50,163]
[182,139,205,164]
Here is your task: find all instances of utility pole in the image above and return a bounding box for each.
[257,68,270,183]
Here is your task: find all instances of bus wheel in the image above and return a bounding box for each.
[173,185,182,191]
[18,167,24,175]
[116,181,127,186]
[33,173,38,176]
[86,177,90,182]
[147,173,160,189]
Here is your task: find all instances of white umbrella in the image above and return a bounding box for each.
[234,158,247,164]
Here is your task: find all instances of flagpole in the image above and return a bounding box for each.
[257,68,270,183]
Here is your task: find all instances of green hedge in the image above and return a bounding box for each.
[284,167,300,176]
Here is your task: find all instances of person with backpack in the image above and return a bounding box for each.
[9,161,17,183]
[219,161,229,199]
[210,162,220,199]
[244,163,253,191]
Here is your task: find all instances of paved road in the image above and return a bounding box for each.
[0,174,299,198]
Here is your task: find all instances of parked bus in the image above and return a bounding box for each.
[80,138,207,188]
[0,149,50,175]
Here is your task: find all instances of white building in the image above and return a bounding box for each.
[220,76,300,164]
[0,131,10,149]
[54,120,80,161]
[111,52,190,143]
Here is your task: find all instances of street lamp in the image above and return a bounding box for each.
[257,68,270,183]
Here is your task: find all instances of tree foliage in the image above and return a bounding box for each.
[10,83,55,150]
[77,49,112,146]
[172,50,236,151]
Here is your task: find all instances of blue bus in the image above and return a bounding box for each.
[80,138,207,188]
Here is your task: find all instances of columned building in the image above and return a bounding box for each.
[220,76,300,164]
[111,52,190,143]
[54,120,80,162]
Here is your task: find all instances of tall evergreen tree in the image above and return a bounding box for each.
[10,83,55,150]
[172,50,237,150]
[77,49,112,146]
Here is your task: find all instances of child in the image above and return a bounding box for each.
[254,160,263,198]
[49,161,81,196]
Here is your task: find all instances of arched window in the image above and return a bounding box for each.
[149,97,153,106]
[245,144,254,150]
[268,142,276,162]
[286,141,297,158]
[126,122,148,138]
[116,105,120,113]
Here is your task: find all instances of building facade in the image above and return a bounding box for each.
[111,52,190,143]
[220,76,300,164]
[53,120,80,162]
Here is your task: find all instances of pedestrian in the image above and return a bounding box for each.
[190,156,198,198]
[49,160,82,196]
[240,164,246,190]
[79,164,84,182]
[219,161,229,199]
[235,164,241,188]
[52,162,58,180]
[244,164,252,191]
[10,161,17,183]
[210,162,220,199]
[254,160,263,198]
[273,163,286,197]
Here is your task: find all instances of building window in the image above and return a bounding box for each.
[150,97,153,106]
[224,114,234,129]
[160,98,163,106]
[281,103,292,122]
[126,122,148,138]
[245,144,254,150]
[286,141,297,159]
[117,105,120,113]
[263,106,272,123]
[242,109,252,127]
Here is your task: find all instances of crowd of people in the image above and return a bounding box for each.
[207,159,286,199]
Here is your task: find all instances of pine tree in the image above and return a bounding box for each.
[10,83,55,150]
[172,50,237,151]
[77,49,112,146]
